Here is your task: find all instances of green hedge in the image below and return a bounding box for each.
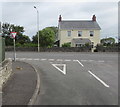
[16,43,38,47]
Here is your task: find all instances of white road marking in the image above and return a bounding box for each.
[56,59,63,61]
[88,70,109,88]
[41,59,47,61]
[52,64,66,75]
[48,59,55,61]
[73,60,84,67]
[73,60,77,61]
[8,58,12,60]
[88,60,94,62]
[19,58,26,60]
[26,58,33,60]
[33,59,39,61]
[64,59,71,62]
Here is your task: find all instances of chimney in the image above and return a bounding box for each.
[59,15,62,22]
[92,15,96,21]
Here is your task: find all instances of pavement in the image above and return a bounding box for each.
[2,60,38,105]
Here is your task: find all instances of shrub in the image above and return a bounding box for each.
[16,43,21,47]
[16,43,38,47]
[62,42,71,47]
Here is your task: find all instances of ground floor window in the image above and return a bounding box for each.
[75,44,83,47]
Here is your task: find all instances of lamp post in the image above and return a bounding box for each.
[34,6,40,52]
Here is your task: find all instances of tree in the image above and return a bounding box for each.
[2,23,31,46]
[2,23,13,46]
[100,37,115,46]
[46,27,58,40]
[32,27,56,47]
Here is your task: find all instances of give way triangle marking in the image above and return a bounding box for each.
[52,64,66,75]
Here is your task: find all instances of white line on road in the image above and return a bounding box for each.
[64,59,71,62]
[73,60,77,62]
[73,60,84,67]
[10,58,26,60]
[26,58,33,60]
[33,59,39,61]
[22,58,27,60]
[88,60,94,62]
[48,59,55,61]
[40,59,47,61]
[52,64,66,75]
[88,70,109,88]
[8,58,12,60]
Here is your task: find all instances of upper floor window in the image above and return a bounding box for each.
[78,31,82,37]
[67,31,71,37]
[90,31,94,37]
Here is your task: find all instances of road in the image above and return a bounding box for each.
[5,52,118,105]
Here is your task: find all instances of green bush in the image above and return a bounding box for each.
[23,43,37,47]
[16,43,21,47]
[16,43,38,47]
[62,42,71,47]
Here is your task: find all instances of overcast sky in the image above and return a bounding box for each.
[0,0,119,41]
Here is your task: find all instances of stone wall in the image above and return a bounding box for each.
[5,47,91,52]
[95,45,119,52]
[0,59,13,88]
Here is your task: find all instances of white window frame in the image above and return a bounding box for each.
[78,31,82,37]
[67,31,71,37]
[90,31,94,37]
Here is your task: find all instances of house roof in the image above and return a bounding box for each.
[59,20,101,30]
[72,38,91,44]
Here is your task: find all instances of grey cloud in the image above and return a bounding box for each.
[1,1,118,41]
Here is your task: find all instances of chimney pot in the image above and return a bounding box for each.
[92,15,96,21]
[59,15,62,22]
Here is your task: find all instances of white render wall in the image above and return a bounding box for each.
[59,29,100,47]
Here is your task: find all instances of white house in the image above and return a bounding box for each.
[57,15,101,47]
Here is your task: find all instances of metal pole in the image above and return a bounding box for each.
[34,6,40,52]
[37,10,40,52]
[0,22,1,33]
[13,38,16,61]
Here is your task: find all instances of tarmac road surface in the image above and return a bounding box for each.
[6,52,118,105]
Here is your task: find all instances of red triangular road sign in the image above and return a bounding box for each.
[10,32,17,39]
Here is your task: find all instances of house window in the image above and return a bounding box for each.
[75,44,82,47]
[67,31,71,37]
[90,31,94,37]
[91,42,94,48]
[78,31,82,37]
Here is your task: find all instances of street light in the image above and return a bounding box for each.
[34,6,40,52]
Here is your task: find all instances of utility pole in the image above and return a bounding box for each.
[34,6,40,52]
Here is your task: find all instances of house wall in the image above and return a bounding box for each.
[59,29,100,47]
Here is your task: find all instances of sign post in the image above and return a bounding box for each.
[10,32,17,61]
